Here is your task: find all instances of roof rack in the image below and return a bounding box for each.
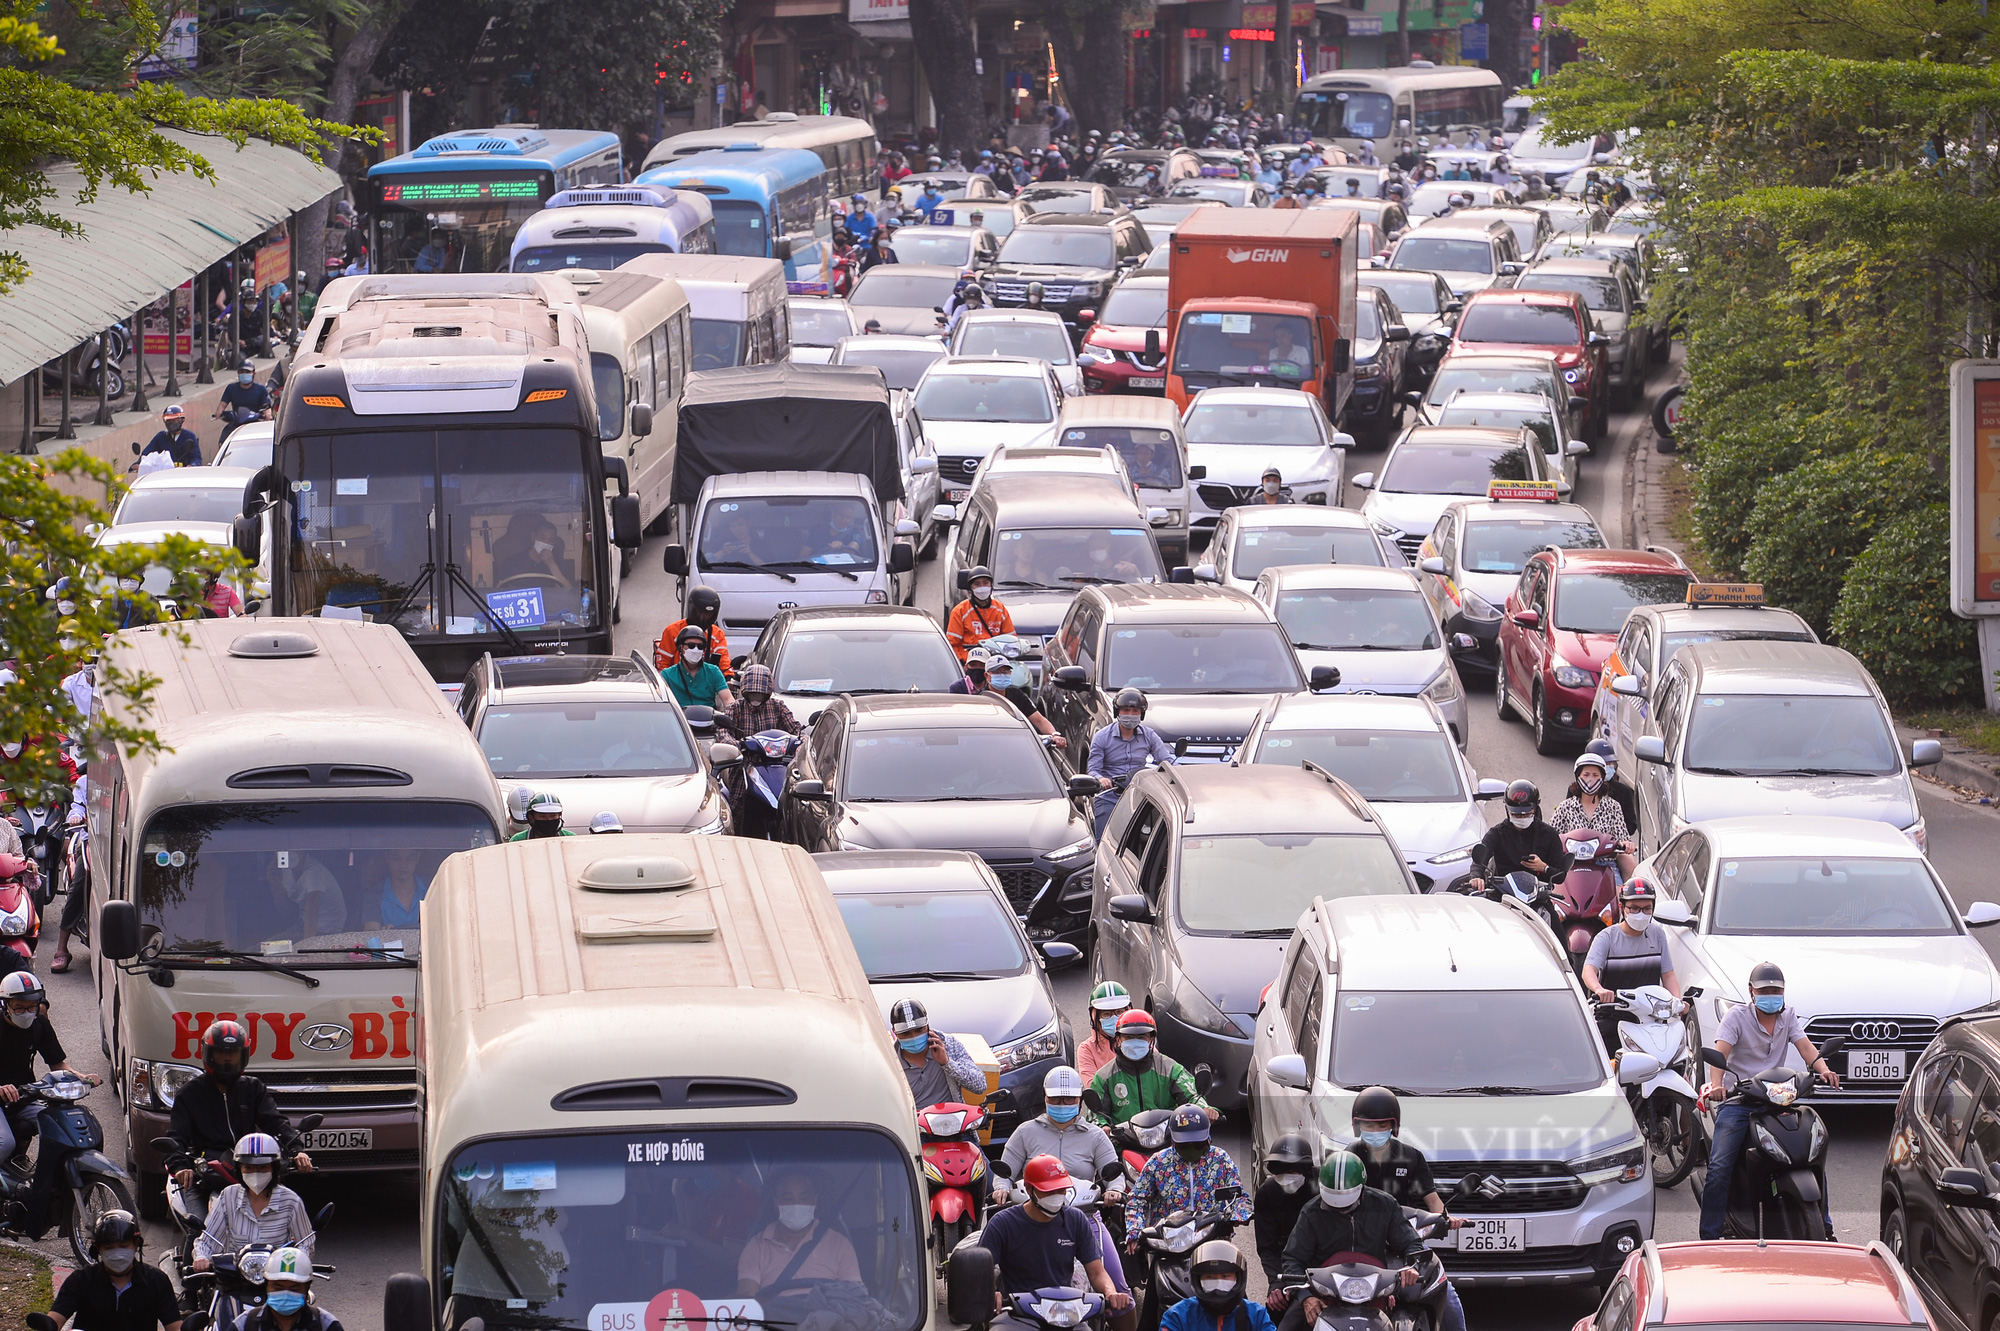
[1639,1241,1667,1324]
[1865,1241,1931,1324]
[1542,543,1568,567]
[1300,760,1374,822]
[1645,544,1692,571]
[1158,762,1193,821]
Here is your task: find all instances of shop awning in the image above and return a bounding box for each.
[0,129,341,386]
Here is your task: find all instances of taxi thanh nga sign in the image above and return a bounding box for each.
[850,0,907,21]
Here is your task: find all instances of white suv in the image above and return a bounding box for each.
[1250,893,1653,1289]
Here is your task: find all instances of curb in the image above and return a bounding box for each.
[1898,722,2000,802]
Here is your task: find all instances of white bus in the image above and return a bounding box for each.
[621,253,789,370]
[509,185,718,274]
[644,112,880,199]
[1294,63,1505,154]
[566,267,694,532]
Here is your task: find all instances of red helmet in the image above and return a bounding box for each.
[1116,1010,1157,1038]
[1021,1155,1074,1193]
[201,1019,251,1079]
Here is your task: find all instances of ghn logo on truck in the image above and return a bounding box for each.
[1225,248,1291,264]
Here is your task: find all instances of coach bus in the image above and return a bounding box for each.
[644,112,878,198]
[1293,63,1504,156]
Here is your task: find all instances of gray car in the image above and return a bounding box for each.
[848,263,965,337]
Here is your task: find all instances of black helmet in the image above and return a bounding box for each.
[201,1019,251,1080]
[1749,961,1785,991]
[1265,1133,1314,1174]
[90,1209,141,1258]
[1113,687,1147,720]
[1503,779,1539,816]
[1352,1085,1401,1129]
[966,564,994,594]
[1190,1240,1247,1313]
[686,585,721,626]
[962,283,987,304]
[1585,737,1617,778]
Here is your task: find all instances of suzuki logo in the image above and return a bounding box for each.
[1224,247,1290,264]
[1850,1021,1903,1042]
[300,1023,353,1052]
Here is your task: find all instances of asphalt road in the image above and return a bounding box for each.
[31,353,2000,1331]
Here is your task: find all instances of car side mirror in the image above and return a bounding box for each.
[1475,778,1507,800]
[1420,556,1446,575]
[1188,464,1206,479]
[100,899,141,961]
[628,401,655,438]
[1509,608,1540,628]
[1191,565,1219,583]
[1386,324,1411,342]
[1266,1053,1310,1091]
[932,503,958,525]
[910,455,938,474]
[1038,940,1085,970]
[1078,309,1096,324]
[1169,567,1195,584]
[793,779,829,801]
[663,543,689,576]
[956,568,975,591]
[1911,738,1943,767]
[1330,431,1357,450]
[1068,774,1102,798]
[1145,329,1162,358]
[1499,262,1523,277]
[707,742,743,768]
[1107,893,1155,925]
[1053,665,1089,689]
[946,1245,998,1327]
[1610,674,1644,698]
[1635,735,1667,765]
[1351,472,1375,490]
[1452,632,1477,650]
[1654,898,1693,926]
[1398,391,1425,409]
[1966,901,2000,928]
[1308,665,1341,692]
[1146,506,1170,525]
[895,519,921,538]
[1568,394,1589,414]
[233,515,261,563]
[1939,1168,2000,1212]
[1587,331,1610,348]
[1567,439,1590,457]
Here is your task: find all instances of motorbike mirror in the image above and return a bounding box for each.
[1193,1068,1215,1097]
[946,1244,999,1329]
[1084,1087,1106,1114]
[1815,1034,1847,1061]
[683,705,716,737]
[1068,774,1102,798]
[314,1203,336,1231]
[1099,1162,1125,1184]
[990,1159,1015,1180]
[1213,1183,1241,1201]
[1699,1047,1729,1070]
[383,1273,434,1331]
[151,1135,180,1156]
[298,1113,325,1133]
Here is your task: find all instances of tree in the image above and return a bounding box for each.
[907,0,982,156]
[1391,0,1410,65]
[1483,0,1529,92]
[1042,0,1129,136]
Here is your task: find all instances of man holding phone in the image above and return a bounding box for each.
[890,998,987,1109]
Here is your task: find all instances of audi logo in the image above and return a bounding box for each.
[1849,1021,1903,1042]
[299,1023,353,1052]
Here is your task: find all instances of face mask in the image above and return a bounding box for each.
[118,578,141,593]
[1099,1016,1119,1037]
[1358,1130,1392,1150]
[1508,812,1534,829]
[1320,1185,1363,1210]
[533,540,553,555]
[1754,994,1785,1015]
[100,1248,136,1274]
[971,585,992,604]
[1119,1039,1151,1061]
[1624,911,1653,932]
[778,1204,817,1231]
[243,1169,274,1193]
[1199,1279,1238,1296]
[898,1033,928,1053]
[0,744,18,760]
[1117,714,1140,732]
[1579,773,1604,795]
[1275,1174,1306,1194]
[1046,1102,1080,1124]
[265,1292,308,1315]
[990,672,1013,688]
[1262,481,1280,495]
[683,649,704,666]
[6,1010,34,1030]
[57,600,75,616]
[239,373,254,385]
[1033,1189,1070,1214]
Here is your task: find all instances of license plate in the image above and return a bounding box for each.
[1848,1049,1905,1081]
[303,1127,373,1151]
[947,487,969,501]
[1454,1219,1525,1252]
[1131,376,1165,389]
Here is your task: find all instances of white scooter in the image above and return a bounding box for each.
[1605,985,1705,1187]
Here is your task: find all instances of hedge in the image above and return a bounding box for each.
[1830,504,1978,707]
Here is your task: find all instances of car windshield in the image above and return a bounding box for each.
[1361,276,1442,315]
[1178,834,1407,933]
[788,304,853,346]
[992,526,1164,589]
[1405,185,1484,218]
[1682,694,1901,777]
[697,496,879,572]
[1515,274,1624,313]
[997,229,1115,267]
[1231,525,1385,578]
[1056,426,1183,487]
[1424,367,1561,409]
[1184,401,1322,445]
[1460,518,1604,574]
[1169,183,1248,204]
[1435,404,1557,455]
[1129,202,1209,227]
[690,318,747,370]
[851,271,959,309]
[773,627,962,696]
[136,801,498,961]
[1709,857,1957,936]
[1605,212,1659,237]
[115,486,245,526]
[1017,192,1102,216]
[1173,312,1315,379]
[213,438,274,470]
[914,372,1054,423]
[1252,728,1465,802]
[958,320,1075,365]
[1098,284,1169,327]
[845,726,1060,800]
[1456,303,1582,344]
[1391,238,1494,275]
[1330,989,1606,1094]
[890,231,974,266]
[1275,588,1437,651]
[1513,126,1596,160]
[1103,624,1303,693]
[1554,572,1690,633]
[478,702,698,778]
[513,242,673,273]
[1380,445,1535,495]
[1294,90,1396,140]
[1540,207,1597,236]
[837,890,1028,976]
[436,1128,922,1331]
[1089,157,1167,187]
[833,343,946,390]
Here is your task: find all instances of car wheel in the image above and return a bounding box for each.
[1533,684,1563,756]
[1882,1203,1908,1262]
[1494,658,1518,722]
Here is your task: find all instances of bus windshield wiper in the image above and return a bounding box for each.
[163,947,320,988]
[702,560,798,583]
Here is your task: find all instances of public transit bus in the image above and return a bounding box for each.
[259,274,644,681]
[367,127,623,274]
[643,112,879,198]
[638,147,833,293]
[509,186,718,274]
[1293,63,1505,155]
[381,834,936,1331]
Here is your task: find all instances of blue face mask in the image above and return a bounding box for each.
[1358,1130,1392,1150]
[1099,1016,1119,1037]
[898,1034,929,1053]
[1754,994,1785,1015]
[266,1293,307,1315]
[1046,1102,1080,1124]
[1119,1039,1152,1061]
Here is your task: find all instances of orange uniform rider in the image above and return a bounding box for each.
[655,584,735,679]
[945,565,1013,660]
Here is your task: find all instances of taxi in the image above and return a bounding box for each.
[1571,1239,1929,1331]
[1414,481,1604,678]
[1591,583,1818,780]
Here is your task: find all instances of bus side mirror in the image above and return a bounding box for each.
[773,238,794,262]
[946,1245,997,1329]
[611,496,642,550]
[1330,338,1352,374]
[664,544,689,576]
[100,900,141,962]
[383,1273,435,1331]
[629,402,654,438]
[233,515,261,563]
[1145,329,1162,358]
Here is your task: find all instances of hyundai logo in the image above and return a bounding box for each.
[300,1023,353,1052]
[1849,1021,1902,1042]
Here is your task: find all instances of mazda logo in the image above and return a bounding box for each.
[1850,1021,1903,1042]
[300,1023,352,1052]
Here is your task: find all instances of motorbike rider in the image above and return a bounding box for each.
[216,361,273,431]
[509,790,573,840]
[0,971,102,1237]
[1126,1106,1253,1250]
[845,193,879,246]
[1162,1241,1278,1331]
[980,647,1067,750]
[664,626,735,712]
[1348,1088,1468,1331]
[165,1020,312,1224]
[1024,282,1047,312]
[1000,1067,1130,1300]
[1252,1135,1315,1290]
[141,405,202,468]
[1087,688,1176,838]
[946,566,1014,659]
[238,1246,341,1331]
[980,1155,1135,1331]
[191,1132,315,1270]
[656,586,736,681]
[1078,981,1132,1080]
[889,998,986,1109]
[48,1211,181,1331]
[1088,1011,1215,1127]
[944,281,987,335]
[1270,1151,1424,1331]
[717,663,801,742]
[1550,751,1637,880]
[1582,879,1682,1038]
[1698,962,1840,1240]
[1466,779,1568,893]
[1585,737,1638,830]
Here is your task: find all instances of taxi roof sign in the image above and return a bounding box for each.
[1486,480,1561,502]
[1686,583,1766,607]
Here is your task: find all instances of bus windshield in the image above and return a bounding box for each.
[437,1127,923,1331]
[514,242,674,273]
[1293,90,1396,140]
[712,199,771,258]
[136,801,498,961]
[283,427,600,640]
[373,171,551,275]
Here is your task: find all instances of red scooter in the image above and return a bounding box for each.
[918,1100,989,1273]
[1555,829,1623,974]
[0,854,41,961]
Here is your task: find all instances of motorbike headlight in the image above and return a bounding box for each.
[1161,1221,1200,1253]
[1045,834,1095,862]
[1808,1115,1827,1160]
[1337,1277,1376,1304]
[1134,1122,1170,1150]
[1458,589,1503,623]
[1426,844,1477,866]
[1573,1140,1646,1187]
[1903,817,1927,853]
[1552,658,1595,689]
[1753,1121,1792,1165]
[994,1018,1062,1072]
[1422,669,1460,704]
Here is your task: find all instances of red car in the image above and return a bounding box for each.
[1495,546,1692,753]
[1078,274,1169,395]
[1572,1239,1930,1331]
[1445,287,1612,441]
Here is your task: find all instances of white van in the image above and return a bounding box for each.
[1055,394,1196,567]
[622,252,790,370]
[563,267,693,533]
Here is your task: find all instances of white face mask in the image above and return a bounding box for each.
[242,1169,274,1194]
[533,540,553,555]
[100,1248,136,1274]
[118,578,141,593]
[1034,1188,1071,1214]
[1275,1174,1306,1194]
[971,585,992,603]
[1262,480,1280,495]
[6,1010,34,1030]
[683,649,704,666]
[1507,812,1534,829]
[777,1204,816,1231]
[1624,911,1653,932]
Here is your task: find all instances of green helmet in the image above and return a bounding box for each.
[1090,980,1133,1012]
[1318,1148,1366,1206]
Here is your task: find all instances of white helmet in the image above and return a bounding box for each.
[0,971,44,1003]
[266,1245,313,1286]
[1043,1065,1085,1098]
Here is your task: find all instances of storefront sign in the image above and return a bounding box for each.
[849,0,908,21]
[1241,2,1314,25]
[1346,15,1382,33]
[254,235,292,294]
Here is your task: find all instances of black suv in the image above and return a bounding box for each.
[1882,1008,2000,1331]
[981,213,1153,330]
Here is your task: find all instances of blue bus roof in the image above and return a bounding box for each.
[370,127,622,177]
[636,146,826,199]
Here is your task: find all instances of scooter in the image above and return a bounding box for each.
[736,730,797,841]
[9,801,60,906]
[1135,1185,1243,1331]
[1694,1036,1847,1240]
[0,1072,134,1266]
[178,1232,336,1331]
[1555,829,1622,973]
[0,854,41,960]
[1604,985,1706,1187]
[1459,870,1560,937]
[154,1116,322,1271]
[217,405,272,443]
[1285,1258,1406,1331]
[945,1241,1109,1331]
[917,1099,990,1274]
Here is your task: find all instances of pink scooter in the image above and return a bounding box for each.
[1555,828,1623,974]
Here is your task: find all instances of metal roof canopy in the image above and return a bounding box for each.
[0,129,340,385]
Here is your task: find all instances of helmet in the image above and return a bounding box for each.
[889,996,929,1034]
[1027,281,1045,299]
[526,790,563,816]
[234,1132,282,1168]
[1749,961,1785,991]
[588,811,624,834]
[965,564,994,591]
[1089,979,1132,1013]
[686,585,721,624]
[1113,686,1147,719]
[266,1245,314,1286]
[1573,751,1608,778]
[739,663,775,698]
[1619,877,1657,908]
[1503,779,1539,816]
[1022,1154,1074,1195]
[1585,737,1617,778]
[1318,1149,1367,1207]
[1351,1085,1401,1129]
[89,1209,141,1258]
[201,1018,251,1079]
[1044,1065,1085,1098]
[852,192,868,205]
[1266,1133,1314,1173]
[1190,1240,1248,1312]
[675,625,709,652]
[1169,1104,1210,1144]
[0,972,43,1004]
[962,282,986,304]
[1115,1009,1156,1039]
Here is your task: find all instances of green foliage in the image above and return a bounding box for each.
[186,0,377,108]
[1831,505,1978,707]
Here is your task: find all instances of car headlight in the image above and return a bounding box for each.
[1458,589,1502,623]
[132,1059,203,1111]
[1427,844,1477,866]
[1573,1140,1646,1186]
[866,590,889,604]
[994,1018,1063,1071]
[1552,658,1595,689]
[1752,1122,1791,1165]
[1173,975,1248,1038]
[1046,834,1095,862]
[1904,817,1926,853]
[1422,668,1459,704]
[1303,492,1328,505]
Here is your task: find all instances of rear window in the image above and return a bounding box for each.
[1456,302,1584,344]
[1379,444,1536,495]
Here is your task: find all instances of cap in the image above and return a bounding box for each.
[889,997,929,1034]
[588,811,624,834]
[1169,1104,1211,1143]
[964,645,996,667]
[1262,466,1283,481]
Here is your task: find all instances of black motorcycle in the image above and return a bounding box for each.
[1693,1036,1847,1240]
[1134,1186,1242,1331]
[1,1072,134,1264]
[179,1233,336,1331]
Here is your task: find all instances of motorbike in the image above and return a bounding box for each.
[1285,1258,1409,1331]
[1693,1035,1847,1240]
[830,247,858,297]
[946,1244,1109,1331]
[153,1115,322,1261]
[0,1072,134,1265]
[736,730,798,841]
[7,800,58,904]
[178,1233,336,1331]
[1134,1184,1243,1331]
[218,405,273,443]
[1603,986,1705,1187]
[0,854,41,960]
[1457,869,1560,936]
[1555,829,1622,972]
[918,1099,990,1274]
